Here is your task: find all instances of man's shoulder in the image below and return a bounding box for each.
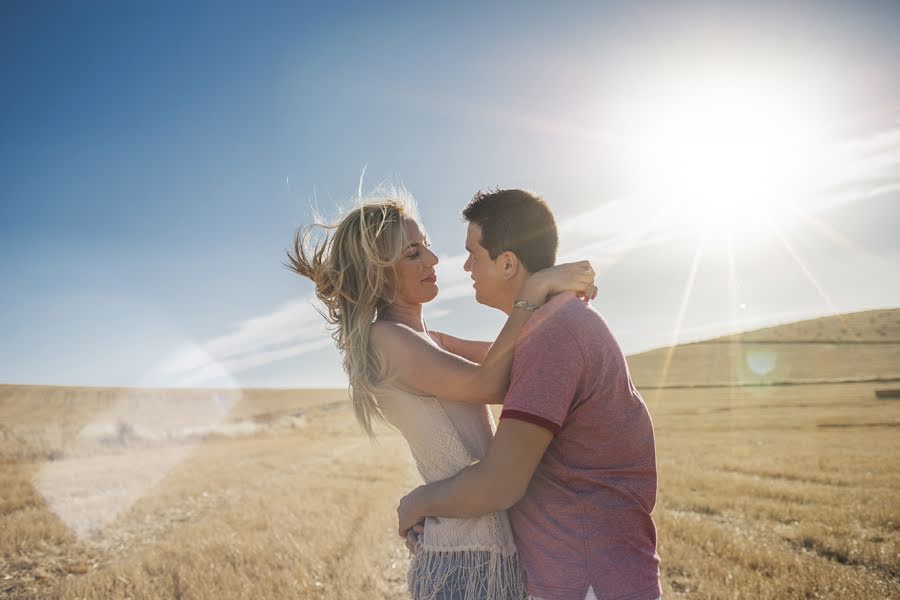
[519,294,622,369]
[530,293,602,337]
[514,295,595,362]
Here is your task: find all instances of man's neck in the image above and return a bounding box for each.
[379,301,426,332]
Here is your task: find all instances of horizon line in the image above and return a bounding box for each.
[4,304,896,391]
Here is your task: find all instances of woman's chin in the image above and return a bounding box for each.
[420,285,439,303]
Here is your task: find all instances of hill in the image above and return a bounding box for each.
[626,308,900,389]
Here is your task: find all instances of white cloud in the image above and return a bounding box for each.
[794,125,900,212]
[155,295,333,386]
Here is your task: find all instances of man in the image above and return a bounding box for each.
[398,189,661,600]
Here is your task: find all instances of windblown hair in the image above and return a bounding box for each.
[285,192,417,438]
[462,188,558,273]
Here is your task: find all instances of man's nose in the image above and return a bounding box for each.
[463,256,471,272]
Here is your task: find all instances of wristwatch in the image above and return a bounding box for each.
[513,299,541,312]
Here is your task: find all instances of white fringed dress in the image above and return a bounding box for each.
[379,383,526,600]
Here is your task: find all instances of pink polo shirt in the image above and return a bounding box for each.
[500,292,661,600]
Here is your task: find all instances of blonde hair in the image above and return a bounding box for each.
[286,190,418,438]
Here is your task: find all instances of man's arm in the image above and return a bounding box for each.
[397,417,553,536]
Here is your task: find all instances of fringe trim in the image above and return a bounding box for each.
[409,546,526,600]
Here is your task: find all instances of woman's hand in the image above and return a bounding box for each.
[398,487,427,540]
[522,260,597,304]
[404,523,425,555]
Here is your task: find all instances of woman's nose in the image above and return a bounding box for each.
[427,248,439,266]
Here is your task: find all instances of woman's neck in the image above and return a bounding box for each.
[378,300,426,332]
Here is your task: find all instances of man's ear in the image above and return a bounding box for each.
[497,250,520,280]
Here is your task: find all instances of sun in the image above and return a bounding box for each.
[618,75,830,241]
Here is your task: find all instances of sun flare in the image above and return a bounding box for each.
[619,75,831,240]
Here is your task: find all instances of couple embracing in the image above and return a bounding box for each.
[289,188,661,600]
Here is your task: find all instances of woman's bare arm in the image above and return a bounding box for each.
[370,261,595,405]
[430,331,492,364]
[371,308,529,405]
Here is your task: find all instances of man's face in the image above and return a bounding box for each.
[463,223,507,310]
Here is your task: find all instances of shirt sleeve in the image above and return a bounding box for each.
[500,317,584,434]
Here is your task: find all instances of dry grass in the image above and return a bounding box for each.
[1,388,417,599]
[646,382,899,599]
[1,308,899,599]
[626,307,900,599]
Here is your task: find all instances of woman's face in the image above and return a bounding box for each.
[386,218,440,305]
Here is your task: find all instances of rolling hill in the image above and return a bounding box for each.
[626,308,900,389]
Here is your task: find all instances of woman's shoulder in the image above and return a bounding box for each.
[369,319,413,344]
[370,320,442,354]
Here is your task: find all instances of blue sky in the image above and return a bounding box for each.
[2,1,899,388]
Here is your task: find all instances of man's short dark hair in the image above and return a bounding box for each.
[462,188,558,273]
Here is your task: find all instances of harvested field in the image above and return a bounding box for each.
[2,308,899,599]
[1,388,417,599]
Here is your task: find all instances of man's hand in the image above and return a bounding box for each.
[397,486,427,539]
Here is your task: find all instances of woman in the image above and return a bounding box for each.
[286,191,595,600]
